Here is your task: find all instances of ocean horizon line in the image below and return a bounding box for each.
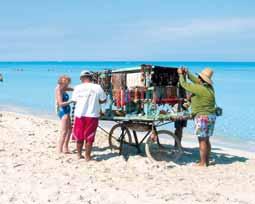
[1,60,255,63]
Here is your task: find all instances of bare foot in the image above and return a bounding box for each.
[77,155,85,160]
[85,155,92,161]
[195,162,207,167]
[63,148,71,154]
[57,149,63,154]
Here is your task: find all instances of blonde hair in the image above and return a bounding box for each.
[58,75,71,85]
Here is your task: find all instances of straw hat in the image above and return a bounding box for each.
[198,68,213,85]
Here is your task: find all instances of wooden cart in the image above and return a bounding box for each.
[95,64,191,162]
[99,113,192,162]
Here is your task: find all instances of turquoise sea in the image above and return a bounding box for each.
[0,61,254,151]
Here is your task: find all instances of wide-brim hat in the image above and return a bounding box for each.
[197,67,213,85]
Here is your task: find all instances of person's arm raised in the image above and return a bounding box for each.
[187,70,200,84]
[179,74,205,96]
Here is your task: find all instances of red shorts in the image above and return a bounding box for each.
[73,117,99,144]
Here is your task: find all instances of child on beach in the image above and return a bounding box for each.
[55,75,74,154]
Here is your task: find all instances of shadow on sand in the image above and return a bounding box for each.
[176,147,248,165]
[92,146,119,161]
[90,144,248,165]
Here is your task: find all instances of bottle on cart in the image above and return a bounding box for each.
[105,94,113,117]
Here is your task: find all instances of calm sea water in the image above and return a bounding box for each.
[0,61,255,151]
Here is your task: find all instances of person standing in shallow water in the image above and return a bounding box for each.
[55,75,74,154]
[178,67,216,167]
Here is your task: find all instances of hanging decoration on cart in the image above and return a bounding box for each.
[95,64,190,120]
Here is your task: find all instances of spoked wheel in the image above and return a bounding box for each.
[145,130,183,163]
[108,123,132,155]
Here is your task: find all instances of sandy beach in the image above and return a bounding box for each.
[0,111,255,204]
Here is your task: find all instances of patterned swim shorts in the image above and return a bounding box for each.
[194,114,216,138]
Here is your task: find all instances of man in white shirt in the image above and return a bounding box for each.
[72,70,106,160]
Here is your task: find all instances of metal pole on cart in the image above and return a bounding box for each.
[175,75,185,147]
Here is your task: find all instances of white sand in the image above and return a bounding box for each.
[0,111,255,204]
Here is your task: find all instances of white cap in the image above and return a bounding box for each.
[80,70,93,77]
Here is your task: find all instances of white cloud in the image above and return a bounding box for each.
[149,18,255,39]
[0,17,255,60]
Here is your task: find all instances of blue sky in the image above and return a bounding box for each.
[1,0,255,61]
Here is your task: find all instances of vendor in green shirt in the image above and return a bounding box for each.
[177,67,216,167]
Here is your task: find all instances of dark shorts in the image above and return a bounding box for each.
[174,120,187,129]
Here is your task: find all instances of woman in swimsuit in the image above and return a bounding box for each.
[55,75,73,154]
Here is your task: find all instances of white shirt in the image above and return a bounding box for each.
[72,83,106,118]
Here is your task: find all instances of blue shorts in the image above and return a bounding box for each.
[57,106,71,119]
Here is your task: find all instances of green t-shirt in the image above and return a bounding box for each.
[179,72,216,116]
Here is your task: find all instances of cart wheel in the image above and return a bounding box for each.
[145,130,183,163]
[109,123,132,153]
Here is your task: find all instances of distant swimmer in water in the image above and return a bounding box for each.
[15,68,24,72]
[55,75,74,154]
[0,74,3,82]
